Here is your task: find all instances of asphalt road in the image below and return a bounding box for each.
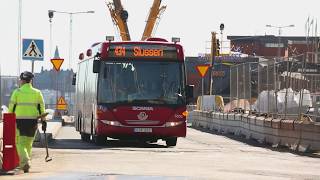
[2,126,320,180]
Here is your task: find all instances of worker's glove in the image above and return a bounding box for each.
[41,120,47,132]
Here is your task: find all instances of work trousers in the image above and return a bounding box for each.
[15,119,38,168]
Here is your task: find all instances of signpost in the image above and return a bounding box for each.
[196,64,211,109]
[22,39,44,73]
[51,46,65,118]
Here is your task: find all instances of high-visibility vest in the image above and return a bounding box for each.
[8,83,45,119]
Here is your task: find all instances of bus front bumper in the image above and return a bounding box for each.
[96,120,187,138]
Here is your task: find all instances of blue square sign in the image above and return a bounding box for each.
[22,39,44,61]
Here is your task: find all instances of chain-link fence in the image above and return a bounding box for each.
[229,54,320,121]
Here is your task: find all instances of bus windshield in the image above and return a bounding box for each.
[98,61,185,105]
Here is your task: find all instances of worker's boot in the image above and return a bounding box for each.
[23,163,30,173]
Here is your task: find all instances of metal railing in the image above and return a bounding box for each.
[229,54,320,121]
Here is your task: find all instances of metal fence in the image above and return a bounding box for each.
[229,54,320,121]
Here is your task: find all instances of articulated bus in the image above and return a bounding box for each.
[74,37,193,146]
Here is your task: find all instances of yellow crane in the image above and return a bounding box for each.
[141,0,166,40]
[107,0,131,41]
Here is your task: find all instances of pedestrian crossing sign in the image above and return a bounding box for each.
[22,39,44,61]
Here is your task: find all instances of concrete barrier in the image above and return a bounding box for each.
[190,110,320,152]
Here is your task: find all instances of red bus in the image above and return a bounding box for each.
[74,37,193,146]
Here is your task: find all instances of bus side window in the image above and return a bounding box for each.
[103,66,108,79]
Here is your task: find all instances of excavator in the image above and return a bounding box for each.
[106,0,166,41]
[141,0,166,40]
[107,0,131,41]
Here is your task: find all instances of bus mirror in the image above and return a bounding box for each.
[72,73,76,85]
[186,85,194,103]
[93,60,101,73]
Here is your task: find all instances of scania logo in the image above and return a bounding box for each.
[133,106,154,111]
[137,112,148,121]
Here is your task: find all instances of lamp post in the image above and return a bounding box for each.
[266,24,294,118]
[266,24,295,60]
[48,10,94,116]
[48,10,94,70]
[18,0,22,75]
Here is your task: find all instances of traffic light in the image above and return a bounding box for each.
[48,10,54,22]
[216,39,220,56]
[48,10,54,19]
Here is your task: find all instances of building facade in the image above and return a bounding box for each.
[228,35,319,63]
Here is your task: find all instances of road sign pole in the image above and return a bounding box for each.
[201,78,204,110]
[202,78,204,97]
[210,32,217,95]
[56,70,58,116]
[31,60,34,73]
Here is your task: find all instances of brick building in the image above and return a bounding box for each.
[228,35,319,62]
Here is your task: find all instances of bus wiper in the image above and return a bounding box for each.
[147,99,166,104]
[129,99,150,104]
[114,100,131,104]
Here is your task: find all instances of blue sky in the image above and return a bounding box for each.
[0,0,319,75]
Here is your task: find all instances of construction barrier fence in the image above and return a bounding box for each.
[229,54,320,122]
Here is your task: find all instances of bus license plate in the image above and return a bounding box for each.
[134,128,152,133]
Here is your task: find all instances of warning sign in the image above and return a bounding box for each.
[51,59,64,71]
[51,46,64,71]
[22,39,44,61]
[56,97,67,110]
[196,64,211,77]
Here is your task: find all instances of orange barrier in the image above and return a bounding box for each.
[2,113,19,171]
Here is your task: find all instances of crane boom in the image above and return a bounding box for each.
[107,0,131,41]
[141,0,166,40]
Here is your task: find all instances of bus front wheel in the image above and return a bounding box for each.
[166,137,177,147]
[94,135,107,146]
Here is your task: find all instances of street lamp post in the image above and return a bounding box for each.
[266,24,295,60]
[48,10,94,116]
[266,24,294,118]
[48,10,94,70]
[18,0,22,75]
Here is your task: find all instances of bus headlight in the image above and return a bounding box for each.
[165,121,183,127]
[101,120,121,126]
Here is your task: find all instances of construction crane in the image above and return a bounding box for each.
[141,0,166,40]
[107,0,131,41]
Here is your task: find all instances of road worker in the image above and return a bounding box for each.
[8,71,46,173]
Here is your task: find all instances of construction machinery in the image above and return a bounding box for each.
[106,0,166,41]
[107,0,131,41]
[141,0,166,40]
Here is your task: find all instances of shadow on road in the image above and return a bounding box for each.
[45,139,168,150]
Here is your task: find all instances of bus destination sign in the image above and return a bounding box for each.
[108,44,178,59]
